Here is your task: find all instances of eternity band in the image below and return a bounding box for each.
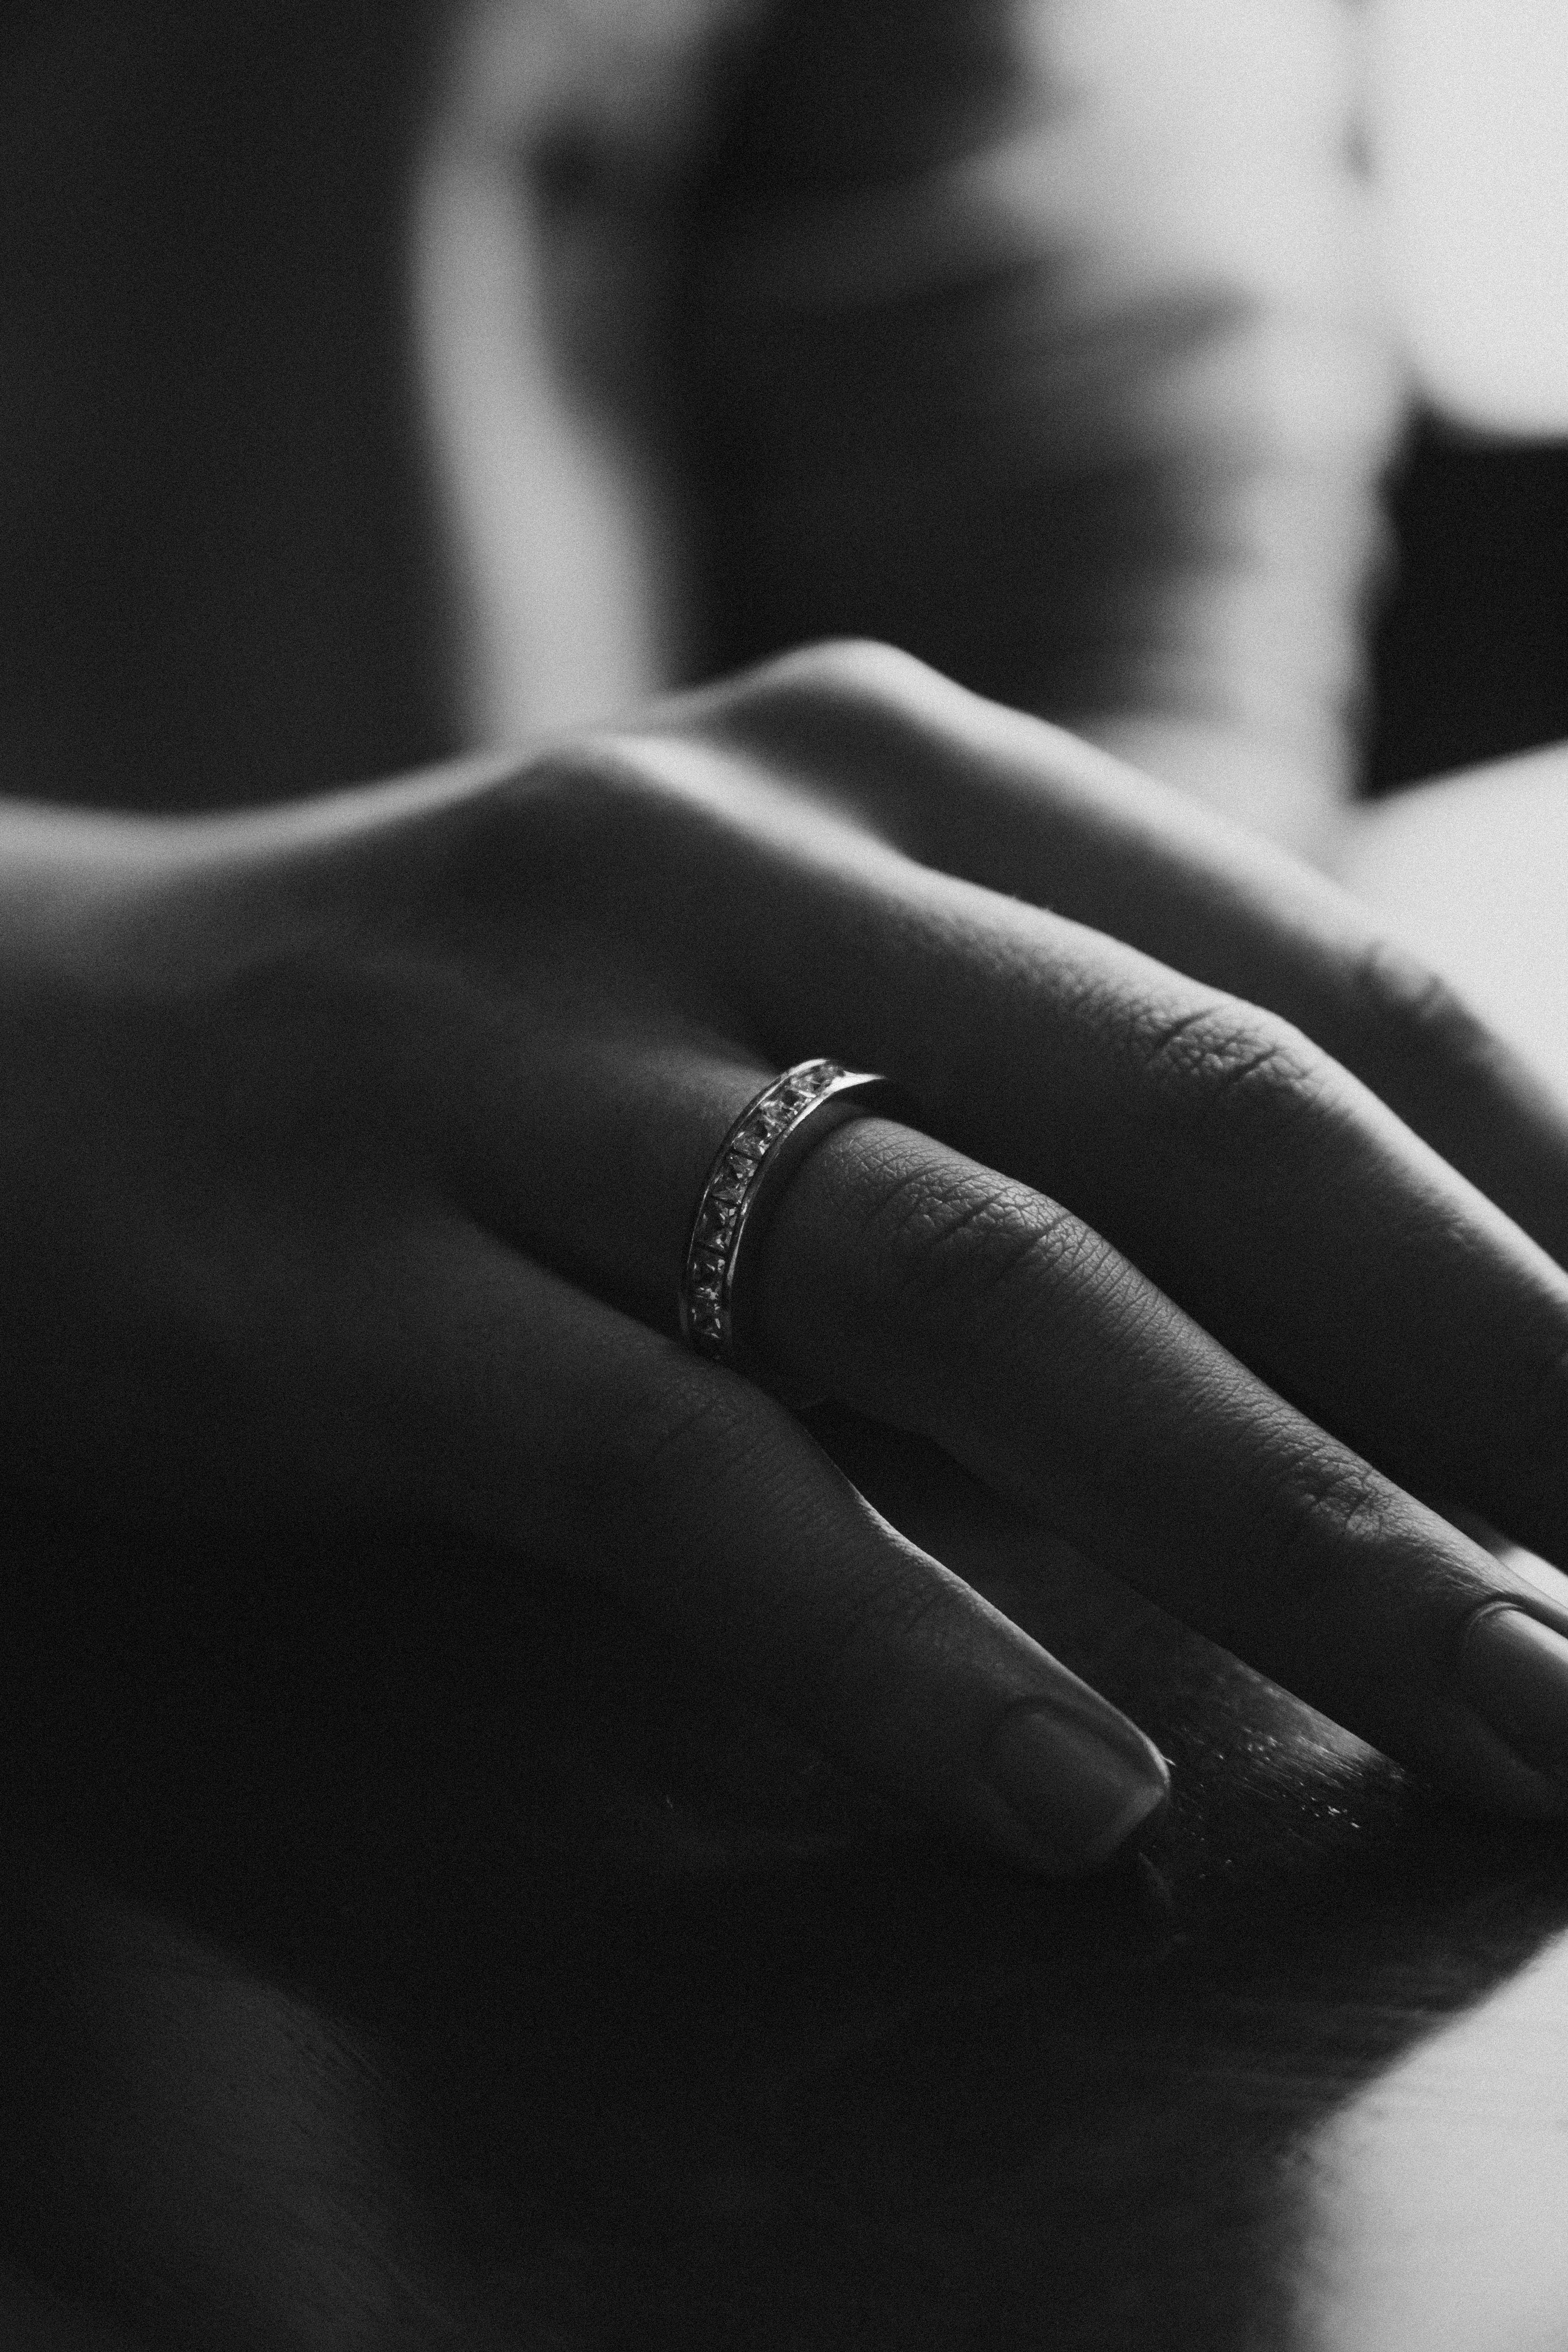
[679,1058,911,1375]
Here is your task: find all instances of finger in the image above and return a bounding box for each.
[695,643,1568,1267]
[749,1109,1568,1817]
[390,830,1568,1589]
[383,1216,1170,1875]
[669,779,1568,1572]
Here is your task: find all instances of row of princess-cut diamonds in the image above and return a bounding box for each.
[683,1060,847,1355]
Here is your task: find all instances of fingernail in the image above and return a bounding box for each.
[1461,1606,1568,1785]
[984,1701,1170,1873]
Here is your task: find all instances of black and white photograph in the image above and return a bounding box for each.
[2,3,1567,2344]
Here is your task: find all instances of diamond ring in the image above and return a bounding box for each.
[678,1058,912,1376]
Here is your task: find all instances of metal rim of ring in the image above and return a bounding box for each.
[677,1058,913,1377]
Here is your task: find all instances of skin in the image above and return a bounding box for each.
[1,0,1424,1875]
[6,640,1568,1869]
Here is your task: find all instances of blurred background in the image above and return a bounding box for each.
[2,10,1567,2345]
[1,0,1563,817]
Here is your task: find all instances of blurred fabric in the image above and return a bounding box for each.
[5,0,1401,859]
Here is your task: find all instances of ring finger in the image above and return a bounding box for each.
[428,1012,1568,1819]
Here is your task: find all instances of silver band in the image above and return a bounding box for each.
[679,1058,911,1374]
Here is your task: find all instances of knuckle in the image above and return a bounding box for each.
[1256,1458,1393,1601]
[783,636,930,705]
[497,736,666,853]
[729,636,940,736]
[474,736,704,923]
[1128,996,1329,1149]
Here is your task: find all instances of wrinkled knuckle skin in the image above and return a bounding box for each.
[1129,999,1327,1151]
[1258,1463,1393,1606]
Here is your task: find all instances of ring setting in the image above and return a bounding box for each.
[679,1058,909,1374]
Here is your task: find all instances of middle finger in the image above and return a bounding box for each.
[729,834,1568,1572]
[748,1104,1568,1811]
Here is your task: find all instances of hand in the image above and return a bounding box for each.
[7,643,1568,1872]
